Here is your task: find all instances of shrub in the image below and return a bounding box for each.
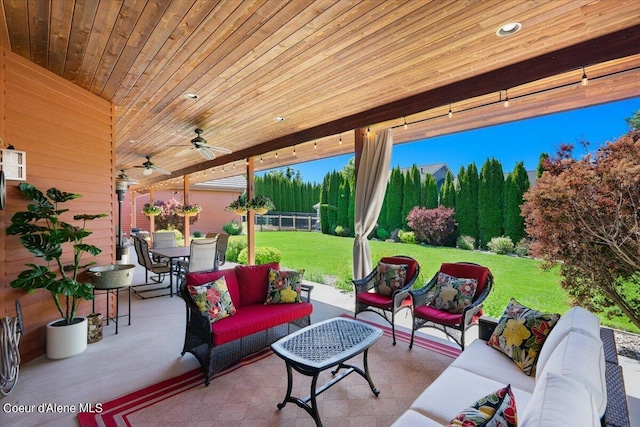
[193,230,203,238]
[237,246,282,265]
[398,230,416,244]
[487,236,515,255]
[406,206,457,246]
[376,228,390,240]
[222,219,243,235]
[457,235,476,251]
[389,228,401,242]
[514,238,530,257]
[334,225,350,237]
[226,239,247,262]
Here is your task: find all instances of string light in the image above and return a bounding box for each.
[403,117,408,130]
[504,89,510,108]
[293,146,296,156]
[339,134,342,145]
[582,66,589,86]
[275,152,278,159]
[314,141,317,149]
[260,157,263,164]
[448,103,453,118]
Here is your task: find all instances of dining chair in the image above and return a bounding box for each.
[216,233,230,267]
[130,235,172,298]
[177,238,218,281]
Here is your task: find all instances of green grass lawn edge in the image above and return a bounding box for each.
[230,231,638,333]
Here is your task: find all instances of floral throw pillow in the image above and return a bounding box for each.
[265,268,304,304]
[373,262,408,296]
[487,298,561,376]
[188,276,236,323]
[447,385,517,427]
[428,272,478,314]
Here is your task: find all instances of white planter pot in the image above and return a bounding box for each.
[46,317,88,360]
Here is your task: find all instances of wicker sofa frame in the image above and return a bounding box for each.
[179,276,313,386]
[478,317,631,427]
[409,262,493,350]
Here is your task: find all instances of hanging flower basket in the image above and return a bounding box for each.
[248,195,275,214]
[176,204,202,217]
[142,205,161,216]
[226,194,248,215]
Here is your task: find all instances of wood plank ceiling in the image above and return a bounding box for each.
[2,0,640,189]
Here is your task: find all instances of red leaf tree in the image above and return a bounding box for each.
[521,130,640,328]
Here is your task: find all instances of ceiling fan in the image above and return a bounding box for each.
[176,128,232,160]
[135,156,171,176]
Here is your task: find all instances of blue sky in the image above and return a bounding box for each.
[270,97,639,184]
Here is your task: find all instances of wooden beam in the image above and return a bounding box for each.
[354,128,365,187]
[0,1,10,50]
[141,24,640,187]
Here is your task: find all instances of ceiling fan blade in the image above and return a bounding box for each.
[176,147,193,157]
[198,147,216,160]
[155,166,171,175]
[210,146,232,154]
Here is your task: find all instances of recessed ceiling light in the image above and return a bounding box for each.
[184,93,199,99]
[274,117,285,122]
[496,22,522,37]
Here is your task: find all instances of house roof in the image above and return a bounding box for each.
[2,2,639,188]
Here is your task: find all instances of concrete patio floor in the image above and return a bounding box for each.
[2,249,639,426]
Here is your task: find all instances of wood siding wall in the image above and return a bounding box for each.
[0,49,115,362]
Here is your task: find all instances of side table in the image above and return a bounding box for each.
[92,285,131,334]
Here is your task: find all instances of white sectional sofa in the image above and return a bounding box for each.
[392,306,630,427]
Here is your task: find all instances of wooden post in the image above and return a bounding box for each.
[149,187,156,244]
[183,175,190,246]
[354,128,365,187]
[246,158,255,265]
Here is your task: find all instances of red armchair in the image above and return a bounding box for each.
[353,255,420,345]
[409,262,493,350]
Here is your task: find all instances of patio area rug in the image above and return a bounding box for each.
[78,317,460,427]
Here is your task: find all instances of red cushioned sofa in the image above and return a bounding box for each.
[179,262,313,386]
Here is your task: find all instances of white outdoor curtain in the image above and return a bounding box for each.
[352,128,393,279]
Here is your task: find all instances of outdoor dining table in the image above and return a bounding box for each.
[148,246,190,296]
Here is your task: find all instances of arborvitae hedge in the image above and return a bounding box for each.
[320,175,330,234]
[478,158,504,247]
[423,174,438,209]
[386,166,405,231]
[439,170,456,208]
[503,161,530,243]
[403,165,422,228]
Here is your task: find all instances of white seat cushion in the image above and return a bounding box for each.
[537,331,607,416]
[410,366,532,425]
[452,340,536,393]
[537,306,600,374]
[521,372,600,427]
[390,409,442,427]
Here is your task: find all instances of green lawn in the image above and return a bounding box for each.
[233,231,637,333]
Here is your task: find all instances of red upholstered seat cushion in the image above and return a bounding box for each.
[380,256,418,282]
[439,263,490,300]
[356,291,393,310]
[211,302,312,346]
[186,270,240,307]
[234,262,280,306]
[413,305,483,326]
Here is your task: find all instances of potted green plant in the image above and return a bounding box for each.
[5,183,107,359]
[142,203,161,216]
[226,194,248,215]
[248,194,275,215]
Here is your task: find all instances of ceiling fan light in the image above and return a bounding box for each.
[143,168,153,176]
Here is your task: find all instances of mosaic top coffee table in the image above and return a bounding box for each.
[270,317,383,427]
